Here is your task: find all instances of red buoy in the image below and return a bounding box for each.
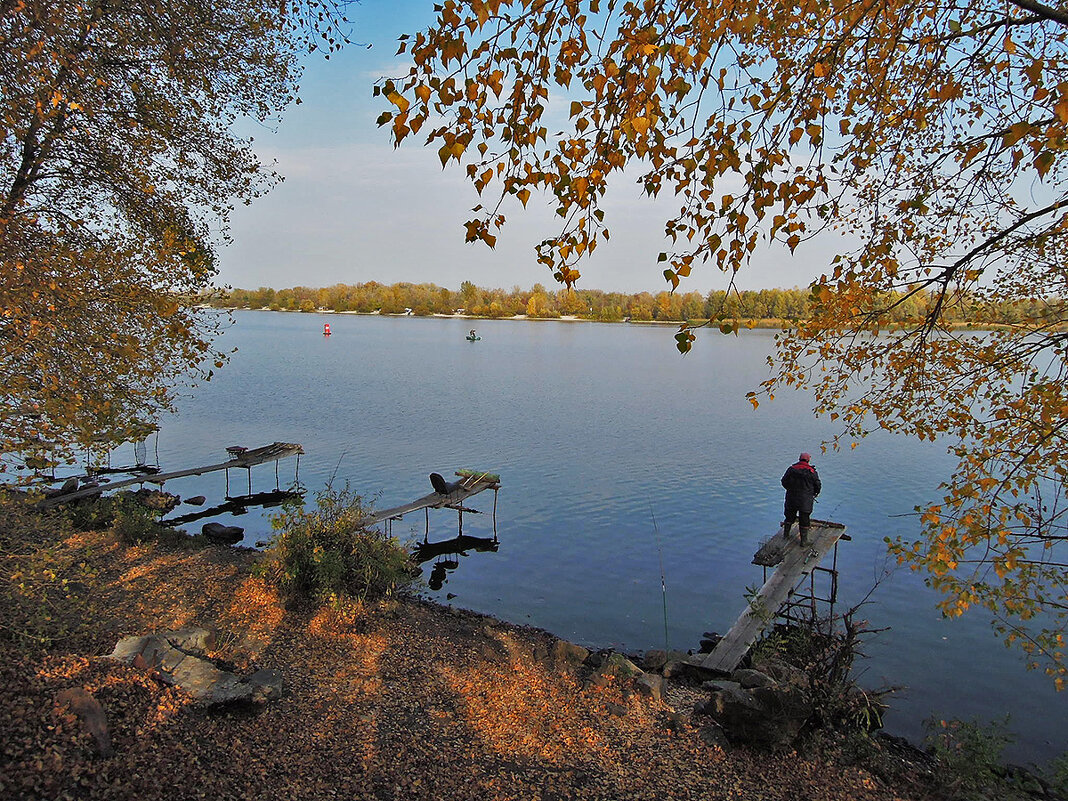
[323,323,331,336]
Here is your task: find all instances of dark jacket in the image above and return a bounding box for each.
[781,461,821,512]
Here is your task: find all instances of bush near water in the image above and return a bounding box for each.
[255,483,414,603]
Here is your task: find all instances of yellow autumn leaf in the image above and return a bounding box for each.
[386,91,410,113]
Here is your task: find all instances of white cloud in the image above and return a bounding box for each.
[219,2,845,295]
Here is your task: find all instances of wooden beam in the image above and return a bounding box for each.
[37,443,303,508]
[696,520,847,674]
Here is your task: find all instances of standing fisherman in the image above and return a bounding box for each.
[781,452,821,546]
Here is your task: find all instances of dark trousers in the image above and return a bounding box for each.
[783,505,811,531]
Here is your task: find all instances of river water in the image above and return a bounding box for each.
[148,310,1063,762]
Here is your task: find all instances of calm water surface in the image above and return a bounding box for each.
[153,310,1063,762]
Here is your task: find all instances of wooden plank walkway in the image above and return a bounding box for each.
[37,442,304,508]
[360,472,500,527]
[695,520,847,674]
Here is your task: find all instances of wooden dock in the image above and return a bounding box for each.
[37,442,304,508]
[695,520,847,674]
[359,471,500,528]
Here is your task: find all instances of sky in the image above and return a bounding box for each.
[218,1,843,295]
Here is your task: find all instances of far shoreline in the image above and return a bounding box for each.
[208,305,1024,333]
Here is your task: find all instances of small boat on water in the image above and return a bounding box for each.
[466,329,481,342]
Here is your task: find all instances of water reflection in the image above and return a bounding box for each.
[163,489,304,526]
[412,534,499,591]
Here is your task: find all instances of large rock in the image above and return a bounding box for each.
[698,682,812,749]
[201,522,244,544]
[698,634,721,654]
[107,628,281,705]
[635,673,665,703]
[44,477,80,499]
[643,649,669,672]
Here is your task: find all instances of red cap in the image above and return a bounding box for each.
[799,452,811,462]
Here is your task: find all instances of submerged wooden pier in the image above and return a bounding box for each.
[37,442,304,508]
[697,520,848,674]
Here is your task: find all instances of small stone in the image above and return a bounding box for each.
[597,652,643,679]
[480,640,509,664]
[185,495,206,506]
[635,673,664,702]
[605,702,627,717]
[643,649,668,672]
[698,635,721,654]
[583,674,610,691]
[662,660,683,679]
[697,720,729,749]
[552,639,590,668]
[732,668,776,689]
[532,641,550,664]
[663,710,689,731]
[54,688,112,757]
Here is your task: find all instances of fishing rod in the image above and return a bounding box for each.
[650,504,670,653]
[328,450,347,486]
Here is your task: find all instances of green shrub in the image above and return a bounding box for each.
[923,715,1013,798]
[63,494,124,532]
[109,504,184,544]
[0,494,94,648]
[257,483,414,603]
[59,492,185,544]
[0,491,68,548]
[750,614,892,737]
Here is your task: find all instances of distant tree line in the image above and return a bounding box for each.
[211,281,1059,326]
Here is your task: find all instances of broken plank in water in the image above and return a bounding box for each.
[360,471,499,527]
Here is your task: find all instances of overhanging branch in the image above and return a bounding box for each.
[1008,0,1068,28]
